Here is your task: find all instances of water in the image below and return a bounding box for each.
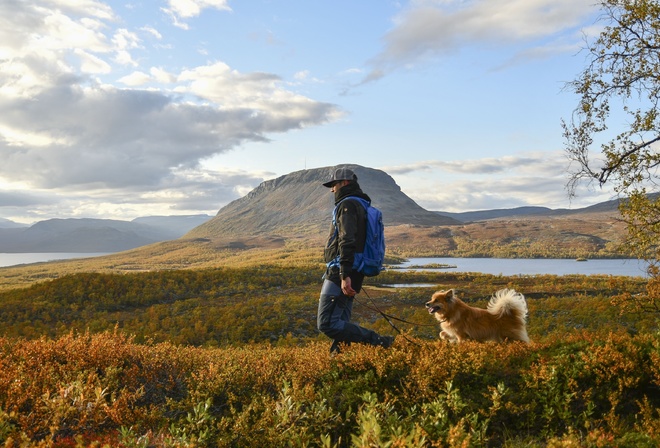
[0,253,111,268]
[0,253,650,277]
[397,257,649,277]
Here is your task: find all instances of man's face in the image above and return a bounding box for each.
[330,180,349,193]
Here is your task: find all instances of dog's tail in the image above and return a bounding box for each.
[487,288,528,323]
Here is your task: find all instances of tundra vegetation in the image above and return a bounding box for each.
[0,266,659,447]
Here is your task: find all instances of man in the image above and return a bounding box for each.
[317,167,394,354]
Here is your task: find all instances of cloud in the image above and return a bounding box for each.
[384,153,567,176]
[2,2,116,57]
[404,174,614,212]
[0,190,57,208]
[385,151,614,212]
[0,80,338,189]
[176,62,342,126]
[0,1,341,194]
[363,0,597,82]
[118,71,151,86]
[0,167,267,223]
[162,0,231,29]
[141,26,163,40]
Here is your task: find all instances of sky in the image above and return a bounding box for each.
[0,0,616,225]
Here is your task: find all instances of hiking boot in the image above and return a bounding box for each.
[376,335,395,348]
[329,339,342,354]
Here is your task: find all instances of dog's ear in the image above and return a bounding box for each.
[447,289,454,302]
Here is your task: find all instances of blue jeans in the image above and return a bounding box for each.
[317,279,381,350]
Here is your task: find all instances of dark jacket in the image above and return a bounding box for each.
[324,182,370,291]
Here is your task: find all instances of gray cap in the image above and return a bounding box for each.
[323,167,358,187]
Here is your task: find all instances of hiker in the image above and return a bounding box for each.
[317,167,394,353]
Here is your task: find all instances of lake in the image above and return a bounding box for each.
[0,253,650,277]
[398,257,649,277]
[0,253,111,268]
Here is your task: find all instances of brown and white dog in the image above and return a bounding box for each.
[425,289,529,343]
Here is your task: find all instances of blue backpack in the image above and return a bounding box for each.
[327,196,385,277]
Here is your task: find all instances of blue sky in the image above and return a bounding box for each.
[0,0,614,224]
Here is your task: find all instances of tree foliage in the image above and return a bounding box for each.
[564,0,660,312]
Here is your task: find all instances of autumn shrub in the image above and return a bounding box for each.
[0,268,654,347]
[0,329,659,447]
[1,268,659,446]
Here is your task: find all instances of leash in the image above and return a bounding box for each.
[358,286,436,346]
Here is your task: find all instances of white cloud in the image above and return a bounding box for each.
[75,49,112,74]
[175,62,343,127]
[0,166,269,223]
[364,0,597,82]
[150,67,177,84]
[384,152,567,176]
[141,25,162,40]
[118,71,151,86]
[294,70,310,81]
[0,0,341,216]
[386,151,615,211]
[111,29,141,66]
[162,0,231,28]
[0,77,339,189]
[39,9,113,53]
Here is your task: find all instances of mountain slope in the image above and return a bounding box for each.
[0,218,27,229]
[0,216,212,253]
[436,198,623,222]
[186,164,460,240]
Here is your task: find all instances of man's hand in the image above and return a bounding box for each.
[341,276,356,297]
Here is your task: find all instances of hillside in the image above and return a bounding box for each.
[437,206,555,222]
[186,164,460,241]
[184,164,627,259]
[0,215,211,253]
[439,198,620,222]
[0,218,27,229]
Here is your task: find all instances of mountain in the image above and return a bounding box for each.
[181,165,629,258]
[0,215,212,253]
[186,164,461,241]
[0,218,28,229]
[435,200,622,222]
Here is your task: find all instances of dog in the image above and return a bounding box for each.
[425,288,529,343]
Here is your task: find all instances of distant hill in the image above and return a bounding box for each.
[0,215,212,253]
[435,199,620,222]
[187,164,460,240]
[436,206,555,222]
[0,218,28,229]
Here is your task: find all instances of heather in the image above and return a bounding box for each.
[0,267,658,446]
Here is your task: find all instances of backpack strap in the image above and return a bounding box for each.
[332,196,369,227]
